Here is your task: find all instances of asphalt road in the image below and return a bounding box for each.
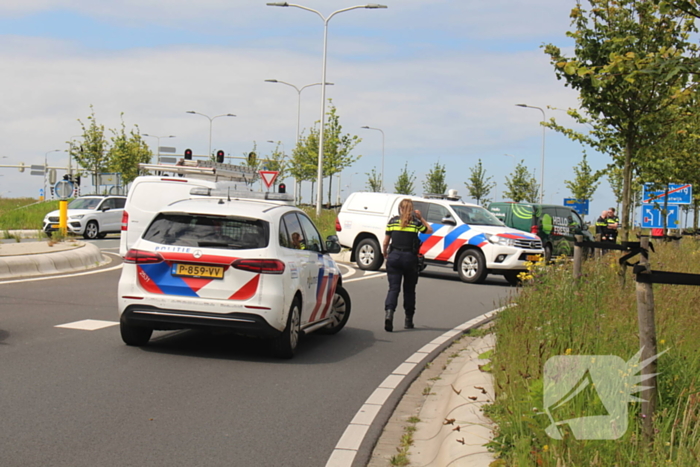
[0,240,512,467]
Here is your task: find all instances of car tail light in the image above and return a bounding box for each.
[530,225,539,234]
[335,217,342,232]
[121,211,129,231]
[231,259,285,274]
[124,249,164,264]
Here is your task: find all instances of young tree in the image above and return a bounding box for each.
[464,159,495,205]
[544,0,697,240]
[564,153,601,203]
[504,161,539,203]
[288,131,317,203]
[108,117,152,186]
[423,162,447,195]
[394,163,416,195]
[71,106,109,192]
[365,167,382,192]
[301,102,362,206]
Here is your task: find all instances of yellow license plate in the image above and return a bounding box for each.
[172,263,225,279]
[526,255,542,262]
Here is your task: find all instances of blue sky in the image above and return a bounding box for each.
[0,0,629,221]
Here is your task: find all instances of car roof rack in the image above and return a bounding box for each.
[138,159,257,183]
[190,184,294,204]
[423,189,462,201]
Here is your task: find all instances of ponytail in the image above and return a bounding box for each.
[399,199,414,229]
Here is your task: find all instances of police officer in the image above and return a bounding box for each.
[595,209,611,242]
[382,199,433,332]
[606,207,619,243]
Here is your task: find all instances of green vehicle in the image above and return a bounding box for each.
[487,202,593,261]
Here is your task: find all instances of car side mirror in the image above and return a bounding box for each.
[325,235,341,254]
[441,216,456,226]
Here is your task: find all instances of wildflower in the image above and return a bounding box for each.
[565,348,572,355]
[543,445,549,452]
[659,339,666,345]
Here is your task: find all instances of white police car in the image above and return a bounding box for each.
[117,192,350,358]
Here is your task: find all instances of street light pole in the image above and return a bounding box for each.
[516,104,546,204]
[265,79,333,203]
[267,2,387,216]
[185,111,236,158]
[143,134,175,164]
[361,126,385,192]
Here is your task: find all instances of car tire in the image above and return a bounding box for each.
[120,322,153,346]
[457,249,487,284]
[544,244,553,262]
[317,285,351,335]
[356,238,383,271]
[503,271,522,287]
[270,297,301,359]
[83,221,99,240]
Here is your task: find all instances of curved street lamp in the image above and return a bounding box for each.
[143,134,175,164]
[185,111,236,158]
[267,2,388,215]
[265,80,333,203]
[516,103,546,204]
[360,126,385,192]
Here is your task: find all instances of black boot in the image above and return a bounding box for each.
[384,309,394,332]
[404,314,414,329]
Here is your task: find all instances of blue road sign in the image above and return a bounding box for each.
[642,183,692,205]
[641,205,680,229]
[563,198,589,215]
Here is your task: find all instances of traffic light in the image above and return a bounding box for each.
[184,148,193,160]
[248,151,256,163]
[278,183,286,194]
[74,175,81,186]
[216,150,225,163]
[63,174,71,181]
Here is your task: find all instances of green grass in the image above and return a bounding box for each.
[485,240,700,466]
[0,198,58,231]
[301,206,339,240]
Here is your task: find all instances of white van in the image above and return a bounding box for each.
[119,161,257,256]
[336,191,544,284]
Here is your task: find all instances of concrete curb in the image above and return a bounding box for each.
[4,229,45,239]
[330,249,353,265]
[0,242,108,279]
[411,333,497,466]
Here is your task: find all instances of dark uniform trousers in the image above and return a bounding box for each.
[384,249,419,316]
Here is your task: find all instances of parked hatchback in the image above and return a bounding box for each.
[43,195,126,239]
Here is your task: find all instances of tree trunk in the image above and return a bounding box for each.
[621,137,634,243]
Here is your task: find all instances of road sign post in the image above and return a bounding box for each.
[642,183,693,205]
[564,198,589,216]
[259,171,279,191]
[641,205,679,229]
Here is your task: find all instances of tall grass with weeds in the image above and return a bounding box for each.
[485,240,700,466]
[0,198,59,230]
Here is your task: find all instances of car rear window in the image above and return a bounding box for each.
[143,213,269,249]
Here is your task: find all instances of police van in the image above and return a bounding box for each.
[487,202,593,261]
[336,191,544,285]
[119,160,256,256]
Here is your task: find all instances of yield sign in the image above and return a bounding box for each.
[259,170,279,189]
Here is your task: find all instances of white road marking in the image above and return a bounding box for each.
[55,319,119,331]
[324,305,508,467]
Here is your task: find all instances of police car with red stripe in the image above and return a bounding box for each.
[336,191,544,285]
[118,189,350,358]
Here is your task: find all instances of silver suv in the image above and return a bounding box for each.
[43,195,126,239]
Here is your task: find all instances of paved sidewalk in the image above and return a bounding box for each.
[368,331,498,467]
